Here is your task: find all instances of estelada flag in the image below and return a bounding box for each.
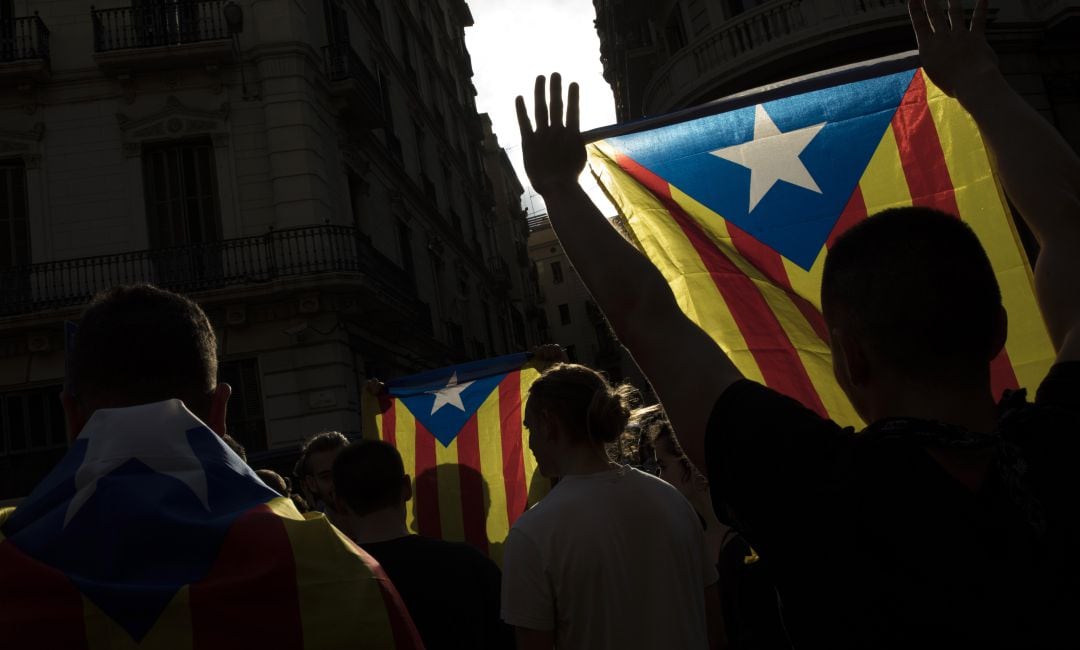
[0,400,421,649]
[586,54,1055,426]
[364,352,550,564]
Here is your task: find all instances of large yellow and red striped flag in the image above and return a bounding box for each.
[0,400,421,649]
[364,353,549,564]
[586,56,1055,426]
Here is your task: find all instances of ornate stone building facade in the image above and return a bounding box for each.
[0,0,538,500]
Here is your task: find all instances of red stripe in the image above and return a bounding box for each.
[455,415,490,554]
[617,154,829,418]
[892,71,1020,397]
[826,185,869,250]
[380,396,396,446]
[499,371,529,525]
[190,505,303,649]
[413,422,441,538]
[727,222,830,342]
[0,541,87,648]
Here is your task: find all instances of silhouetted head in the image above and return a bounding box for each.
[64,284,229,436]
[821,207,1006,419]
[332,440,410,517]
[294,431,349,511]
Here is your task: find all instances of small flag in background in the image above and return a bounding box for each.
[365,353,550,565]
[586,55,1055,427]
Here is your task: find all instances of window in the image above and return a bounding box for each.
[412,119,426,173]
[323,0,350,44]
[558,303,571,325]
[0,384,68,500]
[565,344,577,363]
[218,358,267,453]
[551,260,564,284]
[0,159,30,268]
[143,138,221,248]
[397,221,415,282]
[665,3,687,54]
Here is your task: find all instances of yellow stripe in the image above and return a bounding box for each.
[393,402,418,534]
[859,124,915,214]
[83,588,193,650]
[433,432,465,543]
[589,141,768,385]
[923,78,1055,393]
[519,361,547,508]
[476,386,510,566]
[273,498,397,648]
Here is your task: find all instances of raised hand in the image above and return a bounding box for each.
[515,73,588,196]
[909,0,999,104]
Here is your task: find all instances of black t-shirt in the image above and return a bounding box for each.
[705,362,1080,649]
[362,535,514,650]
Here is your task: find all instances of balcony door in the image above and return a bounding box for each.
[0,0,14,62]
[0,159,30,314]
[142,139,223,289]
[134,0,201,47]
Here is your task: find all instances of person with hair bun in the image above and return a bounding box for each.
[501,363,722,649]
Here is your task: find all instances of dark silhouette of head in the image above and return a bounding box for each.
[64,284,229,435]
[821,207,1005,417]
[332,440,409,517]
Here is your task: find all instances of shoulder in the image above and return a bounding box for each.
[1034,361,1080,414]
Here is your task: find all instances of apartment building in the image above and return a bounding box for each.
[0,0,538,499]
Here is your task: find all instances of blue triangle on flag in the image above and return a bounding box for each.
[388,353,530,447]
[606,69,917,270]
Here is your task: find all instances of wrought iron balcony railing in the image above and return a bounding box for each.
[0,16,50,64]
[0,225,429,328]
[91,1,230,53]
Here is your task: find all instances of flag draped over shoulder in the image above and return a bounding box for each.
[364,353,549,565]
[0,400,421,650]
[587,57,1055,426]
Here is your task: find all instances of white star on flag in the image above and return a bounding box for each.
[427,372,474,415]
[65,400,212,527]
[711,104,827,212]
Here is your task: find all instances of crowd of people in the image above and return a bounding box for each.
[2,1,1078,647]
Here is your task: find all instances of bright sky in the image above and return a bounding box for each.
[464,0,618,217]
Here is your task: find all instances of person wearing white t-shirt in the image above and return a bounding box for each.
[501,363,723,649]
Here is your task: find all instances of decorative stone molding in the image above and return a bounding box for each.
[0,124,45,162]
[116,97,230,147]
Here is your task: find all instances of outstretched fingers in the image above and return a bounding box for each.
[908,0,933,43]
[534,75,549,130]
[515,95,533,138]
[567,82,580,134]
[971,0,987,32]
[550,73,564,128]
[947,0,965,30]
[924,0,948,32]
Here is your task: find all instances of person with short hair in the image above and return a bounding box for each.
[512,0,1080,646]
[333,440,513,649]
[501,363,722,649]
[0,285,422,648]
[294,430,349,524]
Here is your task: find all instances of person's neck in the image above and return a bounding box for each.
[872,374,997,433]
[343,507,410,545]
[556,443,618,477]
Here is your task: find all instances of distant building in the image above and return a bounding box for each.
[0,0,536,499]
[528,213,643,386]
[593,0,1080,151]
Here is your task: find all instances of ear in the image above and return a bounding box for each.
[206,382,232,437]
[61,390,88,442]
[402,474,413,503]
[831,327,870,389]
[988,305,1008,359]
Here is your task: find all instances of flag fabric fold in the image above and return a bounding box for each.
[364,353,550,565]
[0,399,421,649]
[586,57,1055,426]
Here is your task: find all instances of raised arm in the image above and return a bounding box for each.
[515,74,742,470]
[911,0,1080,362]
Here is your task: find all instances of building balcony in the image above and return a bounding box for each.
[323,43,384,127]
[488,256,511,292]
[0,225,431,336]
[642,0,910,116]
[0,15,50,82]
[91,1,234,74]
